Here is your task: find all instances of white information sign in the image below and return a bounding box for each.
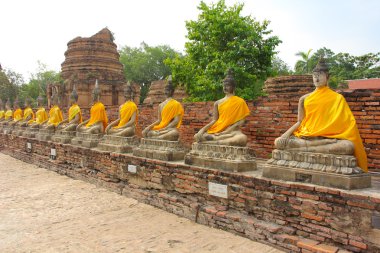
[128,164,137,173]
[51,148,56,156]
[27,143,32,149]
[208,182,228,199]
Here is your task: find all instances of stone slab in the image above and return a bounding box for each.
[262,164,371,190]
[96,135,138,153]
[184,154,256,172]
[22,128,39,138]
[52,131,76,144]
[133,138,186,161]
[71,132,103,148]
[36,129,55,142]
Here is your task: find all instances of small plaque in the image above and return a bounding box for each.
[27,143,32,149]
[128,164,137,173]
[51,148,56,156]
[208,182,228,199]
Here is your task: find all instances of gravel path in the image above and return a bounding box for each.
[0,153,282,253]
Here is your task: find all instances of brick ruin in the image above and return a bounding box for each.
[60,28,140,108]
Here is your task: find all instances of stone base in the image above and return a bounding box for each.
[2,125,13,135]
[71,132,103,148]
[184,143,256,172]
[12,126,27,136]
[36,128,55,141]
[262,164,371,190]
[52,130,77,144]
[133,138,186,161]
[267,149,363,174]
[96,135,138,153]
[23,128,39,138]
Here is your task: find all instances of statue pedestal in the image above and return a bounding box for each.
[3,125,13,135]
[52,130,77,144]
[96,135,138,153]
[12,126,27,136]
[71,132,103,148]
[133,138,186,161]
[36,128,55,141]
[184,143,257,172]
[23,128,39,138]
[262,149,371,189]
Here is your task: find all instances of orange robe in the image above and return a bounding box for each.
[207,96,250,134]
[29,107,48,124]
[13,108,23,121]
[47,105,63,126]
[152,99,184,130]
[114,101,138,129]
[5,110,13,120]
[68,104,82,123]
[23,107,35,121]
[0,110,4,120]
[294,86,368,172]
[86,102,108,130]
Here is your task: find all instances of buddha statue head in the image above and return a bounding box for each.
[51,87,59,106]
[92,79,101,103]
[5,99,11,110]
[312,57,329,88]
[70,84,79,105]
[223,69,236,94]
[37,95,44,107]
[124,81,134,101]
[13,97,20,109]
[164,76,175,98]
[24,97,31,108]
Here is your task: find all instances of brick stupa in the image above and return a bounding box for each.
[61,28,126,108]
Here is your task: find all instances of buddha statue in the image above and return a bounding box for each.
[56,85,82,132]
[42,88,63,130]
[19,98,35,127]
[2,99,13,125]
[76,80,108,134]
[0,99,4,122]
[142,77,184,141]
[105,82,137,137]
[273,58,367,172]
[9,98,23,126]
[194,69,250,147]
[29,96,49,129]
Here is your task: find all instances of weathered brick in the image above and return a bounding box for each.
[349,240,367,250]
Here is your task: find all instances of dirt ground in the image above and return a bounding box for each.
[0,153,282,253]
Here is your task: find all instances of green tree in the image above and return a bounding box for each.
[119,42,181,103]
[166,0,281,101]
[270,56,292,76]
[0,68,24,104]
[294,49,313,74]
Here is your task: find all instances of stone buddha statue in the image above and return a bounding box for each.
[0,99,5,122]
[142,77,184,141]
[76,80,108,134]
[56,85,82,132]
[9,98,23,126]
[42,88,64,130]
[105,82,137,137]
[2,99,13,125]
[273,58,367,172]
[18,98,35,127]
[29,96,49,129]
[194,69,250,147]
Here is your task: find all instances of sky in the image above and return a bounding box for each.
[1,0,380,81]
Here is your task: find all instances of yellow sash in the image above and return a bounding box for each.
[23,107,35,121]
[47,105,63,126]
[152,99,184,130]
[86,102,108,130]
[207,96,250,134]
[68,104,82,123]
[294,86,368,172]
[5,110,13,120]
[114,101,138,129]
[0,110,4,119]
[13,108,23,121]
[29,107,48,124]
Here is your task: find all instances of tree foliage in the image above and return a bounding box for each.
[294,47,380,88]
[166,0,281,101]
[294,49,313,74]
[119,42,181,103]
[0,68,24,105]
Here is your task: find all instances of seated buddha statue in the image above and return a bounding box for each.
[194,69,250,147]
[19,98,35,127]
[42,90,64,130]
[105,82,137,137]
[142,77,184,141]
[0,99,5,122]
[57,85,82,132]
[1,99,13,125]
[29,96,49,129]
[274,58,368,172]
[76,80,108,134]
[9,99,23,127]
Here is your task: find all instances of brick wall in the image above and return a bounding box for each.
[1,134,379,253]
